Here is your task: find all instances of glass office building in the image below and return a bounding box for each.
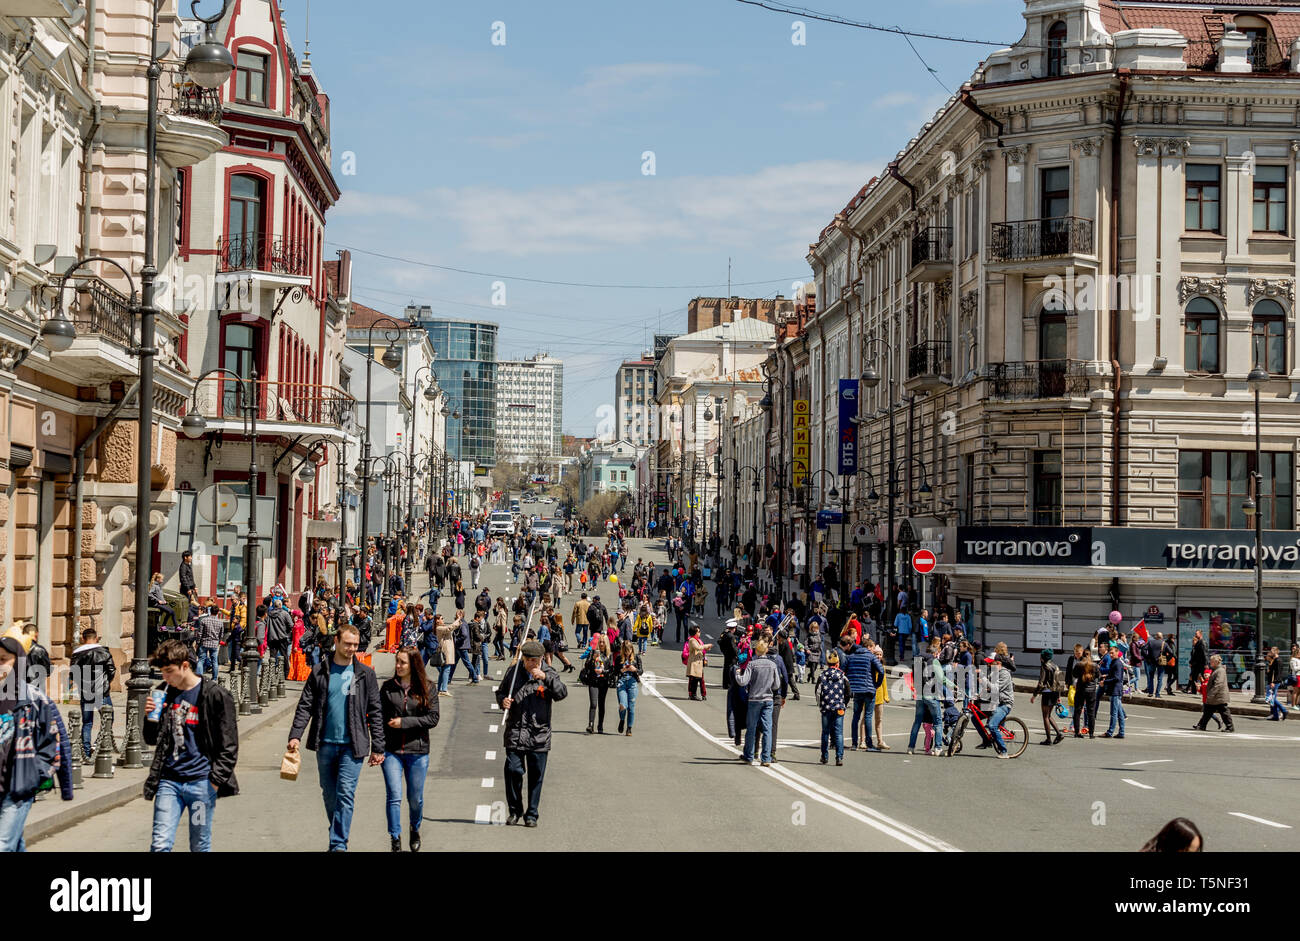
[419,317,499,468]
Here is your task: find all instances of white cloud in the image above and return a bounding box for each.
[336,160,882,261]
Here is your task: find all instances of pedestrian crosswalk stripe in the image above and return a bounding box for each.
[1229,811,1292,829]
[485,750,496,760]
[481,777,494,788]
[490,703,499,710]
[489,724,499,733]
[474,805,492,824]
[1121,778,1155,790]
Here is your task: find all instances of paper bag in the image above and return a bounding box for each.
[280,746,301,781]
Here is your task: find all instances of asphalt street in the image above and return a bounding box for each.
[32,500,1300,852]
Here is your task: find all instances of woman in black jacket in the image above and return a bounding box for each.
[381,648,439,852]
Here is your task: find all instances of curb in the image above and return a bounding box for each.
[880,664,1271,718]
[27,684,303,845]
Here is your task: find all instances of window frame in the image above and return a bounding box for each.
[1178,449,1293,530]
[1032,449,1063,526]
[1183,297,1221,375]
[1252,164,1288,234]
[1046,21,1067,77]
[1251,299,1287,376]
[234,50,270,106]
[1184,163,1221,233]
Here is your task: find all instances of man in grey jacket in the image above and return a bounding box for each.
[495,640,568,827]
[1193,655,1234,732]
[736,640,782,766]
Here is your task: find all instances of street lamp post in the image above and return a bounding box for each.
[181,366,264,716]
[759,364,786,601]
[358,318,411,596]
[859,336,897,621]
[804,467,840,602]
[1245,363,1269,703]
[404,367,438,589]
[46,1,236,768]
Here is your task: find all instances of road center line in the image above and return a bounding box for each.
[1123,759,1173,766]
[1121,778,1156,790]
[480,777,494,788]
[489,724,499,733]
[1229,812,1292,829]
[474,804,492,824]
[485,750,496,760]
[642,672,959,852]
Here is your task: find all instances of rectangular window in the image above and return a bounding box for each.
[1178,450,1293,530]
[1184,309,1220,373]
[235,51,269,105]
[1253,165,1287,233]
[1032,450,1063,526]
[1185,164,1221,232]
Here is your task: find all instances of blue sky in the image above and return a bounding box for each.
[299,0,1026,433]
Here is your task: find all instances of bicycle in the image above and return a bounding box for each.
[944,700,1029,758]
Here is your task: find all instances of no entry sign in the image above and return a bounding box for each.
[911,548,937,574]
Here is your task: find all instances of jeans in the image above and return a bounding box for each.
[1152,665,1165,697]
[617,674,639,729]
[316,742,365,851]
[0,793,35,852]
[896,633,912,663]
[80,703,113,757]
[743,700,774,763]
[850,692,874,748]
[1143,660,1157,694]
[196,647,219,682]
[381,752,429,839]
[438,663,454,692]
[820,711,844,761]
[575,624,588,647]
[151,600,177,628]
[1106,693,1127,735]
[457,650,479,682]
[637,636,647,654]
[149,777,217,852]
[908,699,945,750]
[1269,684,1288,719]
[986,703,1012,754]
[503,750,548,821]
[475,646,490,677]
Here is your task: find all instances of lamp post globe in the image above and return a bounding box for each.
[40,315,78,352]
[860,364,881,388]
[298,462,317,483]
[183,36,235,89]
[180,412,207,438]
[381,342,403,370]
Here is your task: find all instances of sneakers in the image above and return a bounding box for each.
[524,819,538,828]
[906,748,915,755]
[995,751,1010,759]
[760,761,772,767]
[929,748,943,756]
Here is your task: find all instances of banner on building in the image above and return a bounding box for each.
[837,379,858,476]
[792,399,810,488]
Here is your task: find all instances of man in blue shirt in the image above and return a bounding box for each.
[894,608,914,664]
[1100,641,1126,738]
[288,623,384,851]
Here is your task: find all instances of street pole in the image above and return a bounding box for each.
[1250,368,1268,703]
[240,371,261,715]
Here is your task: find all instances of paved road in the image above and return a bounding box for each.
[33,510,1300,851]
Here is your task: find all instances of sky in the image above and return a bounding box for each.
[296,0,1029,434]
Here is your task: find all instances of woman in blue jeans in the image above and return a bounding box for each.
[380,648,439,851]
[614,640,642,735]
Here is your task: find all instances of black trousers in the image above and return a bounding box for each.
[588,684,609,730]
[1196,704,1233,731]
[674,609,687,642]
[1073,687,1098,734]
[503,750,548,821]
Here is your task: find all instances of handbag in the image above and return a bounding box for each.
[280,746,301,781]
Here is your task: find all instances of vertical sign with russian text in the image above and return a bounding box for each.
[792,400,810,489]
[837,379,858,476]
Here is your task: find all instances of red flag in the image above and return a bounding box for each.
[1133,619,1148,642]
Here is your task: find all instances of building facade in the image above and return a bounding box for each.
[578,439,640,504]
[615,356,654,449]
[417,315,498,471]
[797,0,1300,684]
[496,352,563,465]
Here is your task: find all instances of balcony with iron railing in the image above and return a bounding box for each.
[217,233,313,287]
[155,68,228,168]
[988,217,1094,268]
[909,227,953,282]
[984,360,1092,409]
[191,377,355,431]
[50,278,141,383]
[905,340,951,392]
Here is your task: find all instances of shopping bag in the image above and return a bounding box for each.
[280,746,301,781]
[1067,686,1076,708]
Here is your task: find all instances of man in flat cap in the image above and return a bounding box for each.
[495,639,568,827]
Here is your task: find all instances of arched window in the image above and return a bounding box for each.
[1252,298,1286,375]
[1047,21,1067,77]
[228,174,264,268]
[1184,297,1220,373]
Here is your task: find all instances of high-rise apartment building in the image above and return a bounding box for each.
[496,353,564,463]
[415,315,499,468]
[615,357,655,447]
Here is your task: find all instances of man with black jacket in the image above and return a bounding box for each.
[70,627,116,760]
[288,623,384,851]
[495,640,568,827]
[178,549,198,608]
[143,639,238,852]
[1186,629,1208,693]
[19,623,49,689]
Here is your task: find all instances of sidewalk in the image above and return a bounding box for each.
[26,675,303,845]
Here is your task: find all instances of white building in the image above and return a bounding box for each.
[578,439,641,504]
[615,356,655,448]
[496,352,563,465]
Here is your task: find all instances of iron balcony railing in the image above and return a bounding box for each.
[989,216,1093,262]
[159,68,223,125]
[193,377,355,427]
[907,340,951,380]
[70,280,135,349]
[911,226,953,267]
[986,360,1090,400]
[217,234,312,277]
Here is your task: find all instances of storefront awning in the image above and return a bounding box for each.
[306,519,342,540]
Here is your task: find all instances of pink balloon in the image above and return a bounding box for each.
[1108,610,1122,625]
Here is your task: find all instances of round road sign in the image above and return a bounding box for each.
[911,548,937,574]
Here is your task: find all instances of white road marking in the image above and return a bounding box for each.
[485,750,497,760]
[1121,778,1156,790]
[490,703,499,710]
[642,673,959,852]
[489,724,499,733]
[481,777,494,788]
[1123,759,1173,766]
[474,804,492,824]
[1229,812,1292,829]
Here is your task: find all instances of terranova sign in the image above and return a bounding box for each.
[957,526,1300,571]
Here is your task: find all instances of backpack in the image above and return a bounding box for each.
[1048,662,1067,695]
[682,643,691,666]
